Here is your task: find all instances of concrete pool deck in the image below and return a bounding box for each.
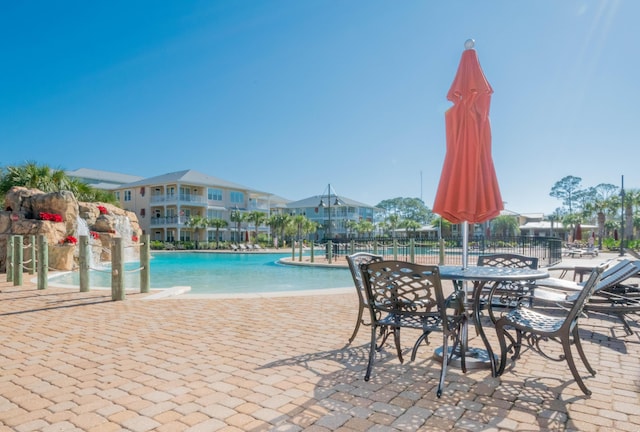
[1,254,639,431]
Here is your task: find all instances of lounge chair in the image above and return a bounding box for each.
[533,260,640,334]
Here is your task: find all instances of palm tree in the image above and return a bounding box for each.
[355,220,374,238]
[186,215,207,248]
[386,214,400,239]
[267,213,289,248]
[229,209,245,244]
[624,189,640,241]
[0,162,117,204]
[246,210,267,244]
[345,220,358,239]
[400,219,422,238]
[490,215,520,237]
[208,218,229,249]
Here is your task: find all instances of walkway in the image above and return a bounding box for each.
[0,260,639,431]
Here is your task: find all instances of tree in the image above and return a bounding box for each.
[0,161,117,204]
[582,183,618,248]
[400,219,422,238]
[345,220,358,238]
[376,197,432,224]
[356,220,375,238]
[246,210,267,243]
[267,213,289,248]
[229,210,245,244]
[186,215,207,248]
[431,217,452,238]
[489,215,520,237]
[550,175,583,214]
[385,214,400,238]
[208,218,228,249]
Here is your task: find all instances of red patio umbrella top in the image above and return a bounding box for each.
[433,43,503,224]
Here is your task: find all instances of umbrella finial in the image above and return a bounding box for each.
[464,39,475,50]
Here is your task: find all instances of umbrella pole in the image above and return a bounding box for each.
[461,221,469,270]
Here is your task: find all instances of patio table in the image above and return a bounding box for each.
[435,265,550,375]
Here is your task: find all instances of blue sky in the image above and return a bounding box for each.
[1,1,637,215]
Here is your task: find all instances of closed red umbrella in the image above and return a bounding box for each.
[433,40,503,268]
[575,223,582,242]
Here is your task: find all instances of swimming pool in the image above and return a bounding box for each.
[48,252,354,295]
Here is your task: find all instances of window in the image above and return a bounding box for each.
[230,191,244,204]
[140,208,146,217]
[124,190,131,201]
[207,209,223,219]
[140,187,145,196]
[208,188,222,201]
[115,191,120,201]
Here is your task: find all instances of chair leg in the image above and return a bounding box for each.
[393,327,403,364]
[496,322,509,376]
[512,330,523,360]
[437,334,448,398]
[365,325,378,381]
[410,331,430,362]
[561,337,592,396]
[459,317,468,374]
[348,305,364,344]
[572,326,596,376]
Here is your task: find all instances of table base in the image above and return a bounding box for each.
[433,346,495,370]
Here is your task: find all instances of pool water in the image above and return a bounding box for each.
[49,252,354,295]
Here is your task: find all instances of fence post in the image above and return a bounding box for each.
[410,238,415,263]
[349,240,354,255]
[29,235,36,275]
[13,235,23,286]
[328,240,333,264]
[393,239,398,260]
[310,241,314,263]
[37,235,48,290]
[79,235,90,292]
[7,236,14,282]
[140,234,150,293]
[439,238,445,266]
[111,237,125,301]
[373,240,378,255]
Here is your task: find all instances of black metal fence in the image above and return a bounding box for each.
[324,236,562,267]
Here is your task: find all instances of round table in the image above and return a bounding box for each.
[435,265,550,374]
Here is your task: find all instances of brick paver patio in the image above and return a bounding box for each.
[1,265,639,431]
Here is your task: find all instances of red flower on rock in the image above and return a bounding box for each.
[61,235,77,245]
[132,235,139,242]
[90,231,99,239]
[97,206,108,215]
[40,212,63,222]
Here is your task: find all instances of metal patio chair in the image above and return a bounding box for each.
[360,260,465,397]
[494,265,606,396]
[345,252,384,344]
[476,253,539,325]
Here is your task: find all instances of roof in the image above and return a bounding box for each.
[520,221,598,230]
[285,194,378,209]
[66,168,144,185]
[120,169,265,193]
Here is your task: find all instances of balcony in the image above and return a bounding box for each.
[150,194,206,205]
[150,216,190,226]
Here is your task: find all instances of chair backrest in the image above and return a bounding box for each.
[564,264,606,327]
[346,253,383,306]
[477,253,538,269]
[360,260,452,330]
[595,259,638,292]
